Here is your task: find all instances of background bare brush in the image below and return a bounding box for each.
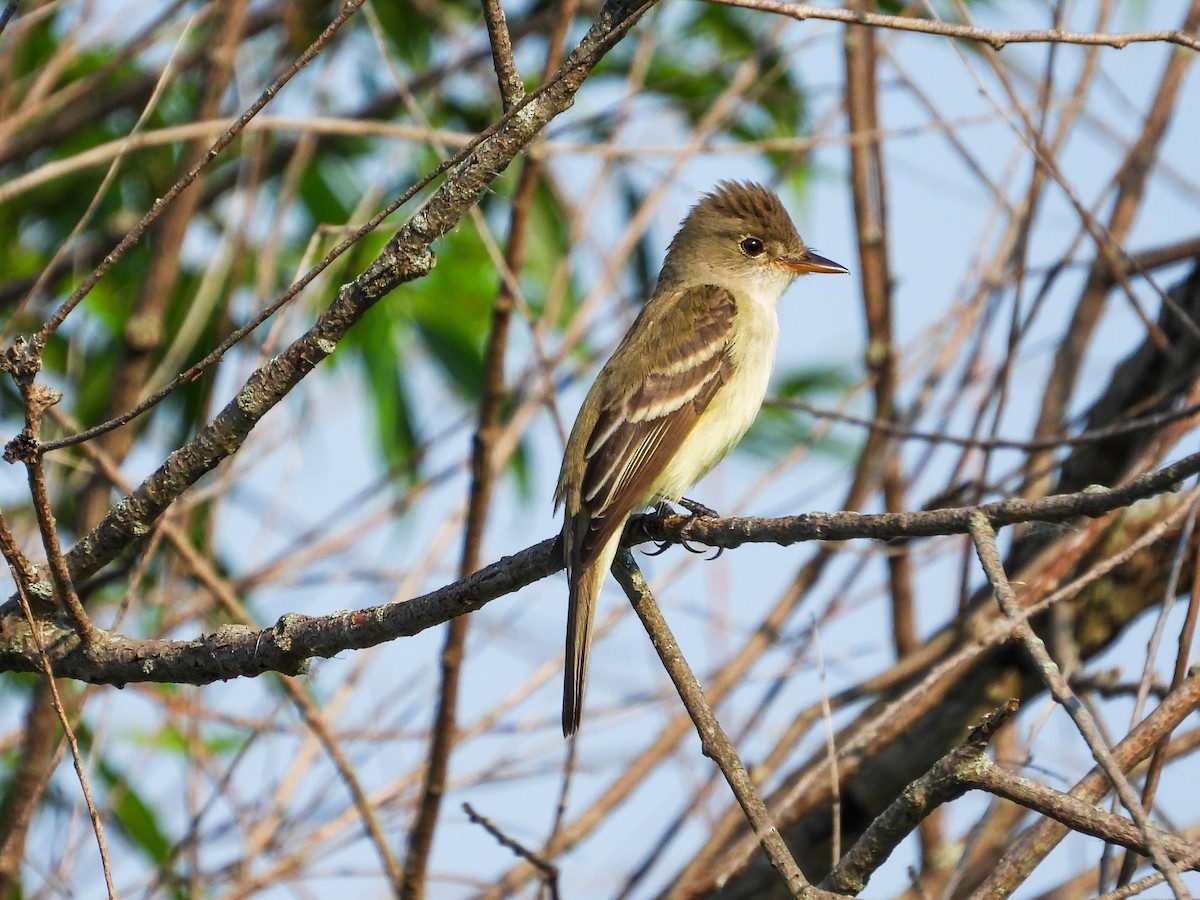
[0,1,1198,897]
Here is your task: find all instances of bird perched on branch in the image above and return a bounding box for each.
[555,181,848,736]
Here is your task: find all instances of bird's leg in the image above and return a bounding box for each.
[643,499,723,559]
[678,497,723,559]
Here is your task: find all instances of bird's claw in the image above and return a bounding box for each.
[678,497,720,518]
[643,499,723,559]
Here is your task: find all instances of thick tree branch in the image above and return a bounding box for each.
[632,448,1200,549]
[0,538,560,684]
[2,452,1198,685]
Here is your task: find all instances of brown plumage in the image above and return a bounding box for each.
[555,182,847,736]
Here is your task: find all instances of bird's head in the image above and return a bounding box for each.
[660,180,847,299]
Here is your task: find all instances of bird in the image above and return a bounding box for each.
[554,180,848,736]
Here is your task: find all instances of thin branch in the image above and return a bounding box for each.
[0,537,562,684]
[32,0,370,346]
[1022,0,1200,495]
[976,672,1200,896]
[47,406,406,887]
[0,350,98,643]
[688,492,1200,899]
[1097,872,1169,900]
[12,582,115,899]
[4,449,1200,685]
[811,625,842,868]
[772,395,1200,454]
[962,756,1200,870]
[844,0,917,664]
[12,11,197,326]
[401,4,571,892]
[464,803,560,899]
[631,446,1200,550]
[42,0,662,591]
[25,453,96,643]
[610,550,820,899]
[0,117,478,207]
[480,0,525,109]
[1119,509,1200,884]
[0,509,37,594]
[0,682,67,891]
[705,0,1200,52]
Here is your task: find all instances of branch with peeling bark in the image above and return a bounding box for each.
[2,455,1198,685]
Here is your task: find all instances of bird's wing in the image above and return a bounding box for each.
[575,284,736,562]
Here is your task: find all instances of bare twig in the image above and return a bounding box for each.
[0,346,98,643]
[32,0,370,347]
[464,803,560,899]
[37,0,660,594]
[4,449,1200,685]
[12,582,115,899]
[706,0,1200,52]
[0,509,37,594]
[844,0,917,663]
[1023,0,1200,496]
[24,454,96,643]
[962,755,1200,870]
[1097,872,1169,900]
[975,672,1200,896]
[812,624,841,869]
[820,701,1020,895]
[54,411,405,887]
[631,446,1200,550]
[610,550,818,898]
[480,0,525,109]
[687,488,1199,898]
[12,13,197,327]
[1118,507,1200,885]
[772,395,1200,454]
[401,5,574,893]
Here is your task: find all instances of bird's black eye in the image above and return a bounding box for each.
[739,236,765,257]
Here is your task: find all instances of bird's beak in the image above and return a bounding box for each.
[778,251,849,275]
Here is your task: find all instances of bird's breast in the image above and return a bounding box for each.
[647,297,780,503]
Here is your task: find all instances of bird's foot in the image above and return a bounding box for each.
[644,499,723,559]
[644,501,675,556]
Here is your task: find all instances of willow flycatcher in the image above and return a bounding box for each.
[555,181,847,736]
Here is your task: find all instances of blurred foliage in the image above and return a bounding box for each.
[0,1,824,496]
[741,364,859,462]
[591,4,811,196]
[95,756,175,875]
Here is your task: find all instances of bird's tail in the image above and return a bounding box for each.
[563,530,620,737]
